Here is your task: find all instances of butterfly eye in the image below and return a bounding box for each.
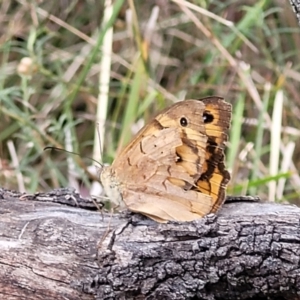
[203,111,214,123]
[180,117,188,127]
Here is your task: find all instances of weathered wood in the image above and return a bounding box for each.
[96,202,300,300]
[1,187,300,300]
[0,188,111,300]
[290,0,300,25]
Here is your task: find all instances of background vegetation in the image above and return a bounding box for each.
[1,0,300,204]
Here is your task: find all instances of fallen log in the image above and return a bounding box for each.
[0,187,299,300]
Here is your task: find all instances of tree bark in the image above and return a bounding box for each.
[290,0,300,24]
[0,187,300,300]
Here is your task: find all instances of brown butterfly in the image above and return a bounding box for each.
[100,96,232,222]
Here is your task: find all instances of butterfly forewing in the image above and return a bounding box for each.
[196,97,232,212]
[101,97,232,222]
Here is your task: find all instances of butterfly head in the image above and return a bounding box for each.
[100,166,125,208]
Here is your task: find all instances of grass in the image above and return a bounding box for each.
[1,0,300,204]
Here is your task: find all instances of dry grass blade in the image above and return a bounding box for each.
[93,0,114,165]
[269,90,283,201]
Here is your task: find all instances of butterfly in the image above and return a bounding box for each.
[100,96,232,222]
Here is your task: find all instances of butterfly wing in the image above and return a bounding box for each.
[101,98,231,222]
[197,96,232,212]
[104,100,218,222]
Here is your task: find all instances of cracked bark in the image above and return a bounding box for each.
[1,188,300,300]
[290,0,300,24]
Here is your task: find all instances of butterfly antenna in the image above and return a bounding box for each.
[44,146,103,167]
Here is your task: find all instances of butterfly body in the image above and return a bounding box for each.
[101,97,231,222]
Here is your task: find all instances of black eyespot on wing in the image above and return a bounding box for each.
[203,111,214,123]
[180,117,188,127]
